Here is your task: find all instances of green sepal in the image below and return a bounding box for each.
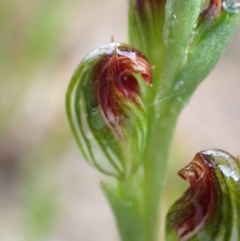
[66,45,122,177]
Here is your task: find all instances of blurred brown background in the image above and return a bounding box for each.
[0,0,239,241]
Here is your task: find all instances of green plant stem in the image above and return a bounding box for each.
[143,91,184,241]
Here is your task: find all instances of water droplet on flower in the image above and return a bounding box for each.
[91,107,99,115]
[174,80,184,90]
[90,107,106,130]
[222,0,240,13]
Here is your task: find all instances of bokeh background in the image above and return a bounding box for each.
[1,0,240,240]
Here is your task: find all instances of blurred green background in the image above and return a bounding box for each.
[0,0,240,240]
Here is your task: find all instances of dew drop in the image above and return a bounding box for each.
[177,97,182,102]
[222,0,240,13]
[90,107,106,130]
[126,201,132,206]
[174,80,184,91]
[91,107,99,115]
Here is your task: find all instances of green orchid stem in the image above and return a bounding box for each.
[144,93,183,241]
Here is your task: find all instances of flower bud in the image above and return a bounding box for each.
[128,0,166,66]
[166,149,240,241]
[66,42,152,177]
